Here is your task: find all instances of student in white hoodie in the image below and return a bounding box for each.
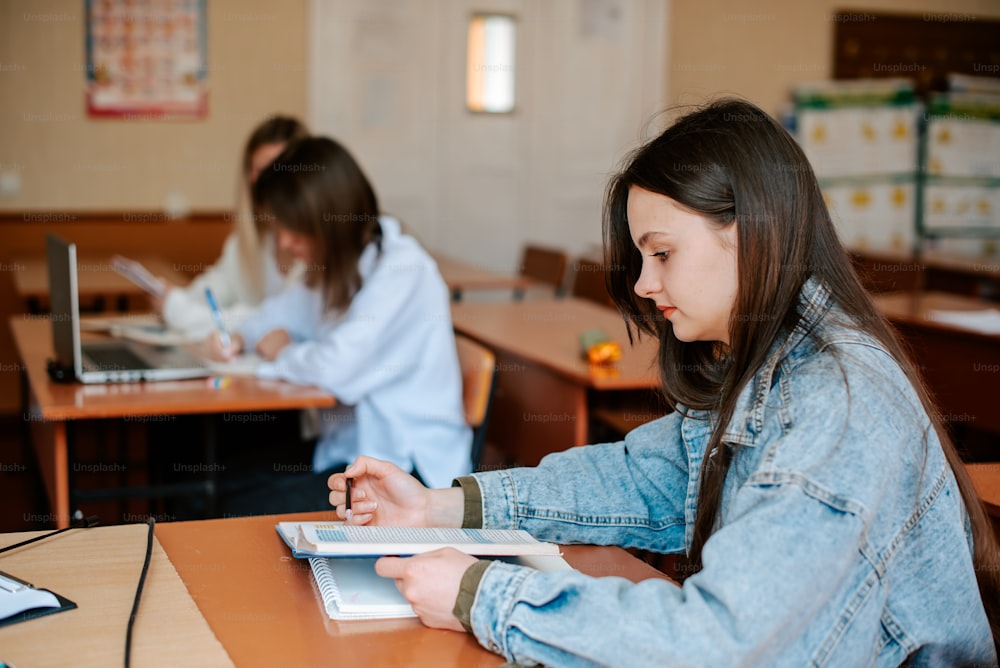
[206,136,471,512]
[155,115,309,338]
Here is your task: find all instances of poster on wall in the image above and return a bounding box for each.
[85,0,208,119]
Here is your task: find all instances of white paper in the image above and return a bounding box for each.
[111,255,167,298]
[207,353,264,377]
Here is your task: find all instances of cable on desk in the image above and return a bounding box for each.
[0,512,100,557]
[124,517,155,668]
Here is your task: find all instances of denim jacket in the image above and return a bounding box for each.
[463,278,996,667]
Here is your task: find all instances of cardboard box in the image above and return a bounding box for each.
[824,179,916,251]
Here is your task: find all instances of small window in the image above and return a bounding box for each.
[466,14,516,113]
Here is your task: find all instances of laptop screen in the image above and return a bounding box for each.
[45,233,84,377]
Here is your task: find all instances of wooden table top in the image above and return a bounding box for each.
[872,290,1000,339]
[967,463,1000,517]
[0,524,233,667]
[155,511,675,667]
[11,254,188,299]
[10,317,336,421]
[432,252,534,293]
[852,248,1000,279]
[450,297,660,390]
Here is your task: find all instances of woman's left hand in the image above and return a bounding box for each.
[255,328,292,360]
[375,548,478,632]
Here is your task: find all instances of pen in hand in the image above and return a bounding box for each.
[204,287,232,350]
[345,477,353,521]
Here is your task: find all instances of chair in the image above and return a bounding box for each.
[569,257,615,308]
[515,244,569,298]
[455,333,498,472]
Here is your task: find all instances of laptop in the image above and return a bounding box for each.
[45,233,211,384]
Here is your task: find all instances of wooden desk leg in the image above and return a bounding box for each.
[487,351,589,467]
[22,370,71,528]
[30,417,71,529]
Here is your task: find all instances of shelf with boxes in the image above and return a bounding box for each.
[793,79,921,254]
[920,92,1000,256]
[792,78,1000,259]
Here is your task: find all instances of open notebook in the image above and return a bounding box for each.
[276,521,561,558]
[307,554,572,621]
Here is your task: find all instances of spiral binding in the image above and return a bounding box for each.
[308,557,343,618]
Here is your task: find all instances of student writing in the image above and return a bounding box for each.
[206,136,472,510]
[329,99,1000,666]
[155,115,309,338]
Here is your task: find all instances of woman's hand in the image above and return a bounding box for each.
[204,331,244,361]
[375,549,477,632]
[256,328,292,360]
[328,456,465,528]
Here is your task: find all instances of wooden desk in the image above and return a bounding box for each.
[155,511,674,667]
[431,252,534,301]
[873,291,1000,436]
[12,254,188,312]
[967,462,1000,517]
[851,248,1000,300]
[0,523,232,666]
[450,298,660,465]
[11,318,336,528]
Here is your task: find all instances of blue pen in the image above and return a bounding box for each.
[204,287,231,349]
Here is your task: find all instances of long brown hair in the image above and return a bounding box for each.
[603,98,1000,647]
[235,115,308,300]
[252,136,382,312]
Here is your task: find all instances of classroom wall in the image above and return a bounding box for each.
[0,0,307,413]
[0,0,308,211]
[4,0,999,210]
[669,0,1000,116]
[1,0,998,415]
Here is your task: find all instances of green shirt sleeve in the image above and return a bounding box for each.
[452,475,484,529]
[452,559,491,633]
[450,476,488,634]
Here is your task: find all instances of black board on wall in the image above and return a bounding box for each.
[832,9,1000,95]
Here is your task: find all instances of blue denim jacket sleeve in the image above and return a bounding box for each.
[476,412,690,554]
[469,486,866,667]
[465,338,996,666]
[470,465,868,663]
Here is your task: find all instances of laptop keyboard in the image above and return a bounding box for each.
[85,346,151,371]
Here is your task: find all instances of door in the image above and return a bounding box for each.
[309,0,668,271]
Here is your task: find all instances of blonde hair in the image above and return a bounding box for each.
[233,115,308,301]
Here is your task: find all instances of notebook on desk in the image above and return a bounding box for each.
[306,554,572,621]
[45,234,210,384]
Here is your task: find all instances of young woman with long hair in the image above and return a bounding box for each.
[157,115,308,337]
[327,99,999,666]
[206,136,471,511]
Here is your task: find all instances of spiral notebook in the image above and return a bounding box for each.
[309,557,417,620]
[308,554,573,621]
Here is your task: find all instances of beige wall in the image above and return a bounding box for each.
[669,0,1000,116]
[2,0,999,210]
[0,0,307,211]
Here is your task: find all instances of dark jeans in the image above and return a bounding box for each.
[152,411,329,520]
[153,412,424,519]
[219,455,346,517]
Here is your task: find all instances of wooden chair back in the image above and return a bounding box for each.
[518,244,569,292]
[569,257,615,307]
[455,334,497,471]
